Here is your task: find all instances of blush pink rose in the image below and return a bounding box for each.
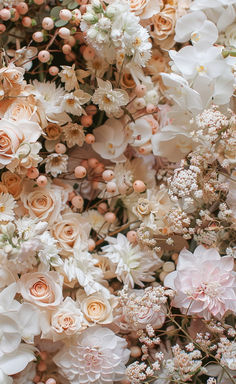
[164,245,236,320]
[18,271,63,309]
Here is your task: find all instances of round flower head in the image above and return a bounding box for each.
[165,245,236,320]
[53,325,130,383]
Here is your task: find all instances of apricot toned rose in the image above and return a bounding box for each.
[18,271,63,308]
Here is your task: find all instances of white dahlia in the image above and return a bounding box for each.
[53,325,130,384]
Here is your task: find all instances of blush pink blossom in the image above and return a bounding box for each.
[164,245,236,320]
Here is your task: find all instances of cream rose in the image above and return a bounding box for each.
[152,6,176,41]
[21,182,68,226]
[0,119,41,169]
[51,212,91,257]
[77,291,117,324]
[18,271,63,308]
[134,198,151,218]
[50,297,87,340]
[3,95,39,123]
[1,171,22,199]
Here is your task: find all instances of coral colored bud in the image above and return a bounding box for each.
[74,165,87,178]
[93,163,104,175]
[37,361,47,372]
[0,9,11,20]
[42,16,54,30]
[58,27,70,39]
[49,66,59,76]
[62,44,71,54]
[88,158,99,168]
[127,230,137,243]
[22,16,32,27]
[0,24,6,33]
[88,238,95,251]
[135,84,147,97]
[102,170,114,182]
[33,31,44,42]
[27,167,39,179]
[85,105,97,116]
[133,180,146,193]
[38,50,50,62]
[16,2,28,14]
[45,379,57,384]
[146,103,156,114]
[85,133,95,144]
[55,143,67,154]
[97,202,108,214]
[80,115,92,127]
[83,46,95,61]
[106,181,117,193]
[34,0,44,4]
[104,212,116,223]
[36,175,47,187]
[59,9,72,21]
[71,195,84,209]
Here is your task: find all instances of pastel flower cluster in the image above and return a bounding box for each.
[0,0,235,383]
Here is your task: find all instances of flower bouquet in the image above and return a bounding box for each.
[0,0,236,383]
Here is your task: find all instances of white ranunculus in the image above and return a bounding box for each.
[53,325,130,384]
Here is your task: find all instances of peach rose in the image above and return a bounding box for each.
[152,6,176,41]
[1,171,22,199]
[21,182,68,226]
[128,0,162,19]
[0,63,25,97]
[18,271,63,308]
[44,123,62,140]
[3,95,39,123]
[51,212,91,257]
[0,119,41,169]
[78,291,117,324]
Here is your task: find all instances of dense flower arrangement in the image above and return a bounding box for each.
[0,0,236,383]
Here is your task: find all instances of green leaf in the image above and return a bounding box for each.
[55,19,68,27]
[50,6,63,19]
[68,0,79,10]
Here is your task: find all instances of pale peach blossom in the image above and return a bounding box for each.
[0,63,25,98]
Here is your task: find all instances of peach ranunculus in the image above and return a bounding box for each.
[51,212,91,257]
[128,0,163,19]
[1,171,22,199]
[18,271,63,308]
[0,119,42,169]
[152,6,176,45]
[0,63,25,99]
[21,181,68,226]
[77,290,117,325]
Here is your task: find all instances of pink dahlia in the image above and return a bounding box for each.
[164,245,236,320]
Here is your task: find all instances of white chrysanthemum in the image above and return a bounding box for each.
[45,153,68,177]
[62,123,85,148]
[32,80,70,126]
[53,325,130,384]
[102,233,161,287]
[0,193,16,221]
[60,251,109,296]
[92,79,129,114]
